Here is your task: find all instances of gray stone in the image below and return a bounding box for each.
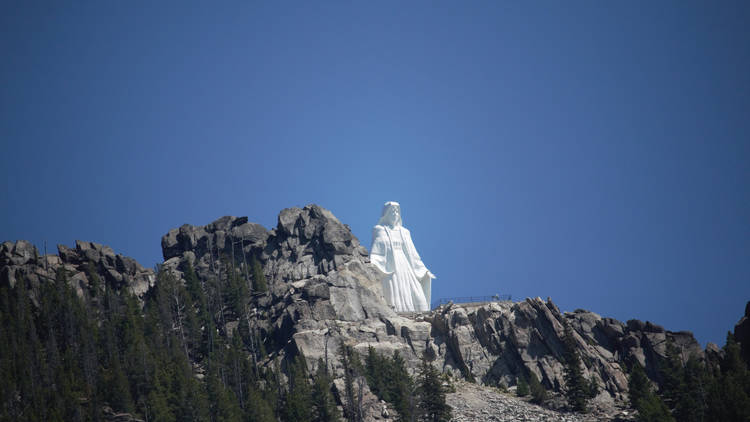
[8,240,38,265]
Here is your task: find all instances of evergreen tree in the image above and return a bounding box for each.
[224,258,249,318]
[562,321,588,412]
[658,340,684,411]
[339,342,363,422]
[528,372,548,404]
[675,356,708,422]
[206,372,243,422]
[516,374,529,397]
[283,355,312,422]
[183,261,203,304]
[587,374,599,399]
[365,346,386,400]
[246,385,276,422]
[714,332,750,421]
[388,350,415,422]
[415,358,452,422]
[363,347,416,421]
[311,358,342,422]
[628,362,673,422]
[251,256,268,292]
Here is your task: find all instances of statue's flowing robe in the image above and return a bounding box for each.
[370,224,431,312]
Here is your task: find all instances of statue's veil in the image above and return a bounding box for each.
[377,201,402,227]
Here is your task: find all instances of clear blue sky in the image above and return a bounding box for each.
[2,1,749,347]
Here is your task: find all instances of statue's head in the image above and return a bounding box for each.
[378,201,402,227]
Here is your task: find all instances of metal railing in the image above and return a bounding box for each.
[432,294,512,309]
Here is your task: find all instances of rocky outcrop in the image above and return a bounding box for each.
[263,205,370,284]
[735,301,750,365]
[1,204,713,420]
[158,205,429,369]
[160,215,268,277]
[428,299,702,403]
[158,206,431,421]
[155,204,705,413]
[0,239,154,300]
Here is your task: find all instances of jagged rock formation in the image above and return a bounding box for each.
[0,239,154,301]
[160,205,370,286]
[0,204,715,420]
[429,299,702,405]
[158,205,430,373]
[156,205,704,408]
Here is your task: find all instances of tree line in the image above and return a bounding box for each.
[627,332,750,422]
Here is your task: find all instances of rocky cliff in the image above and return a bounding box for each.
[156,205,705,409]
[0,204,720,420]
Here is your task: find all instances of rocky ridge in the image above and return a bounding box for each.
[1,204,718,421]
[156,204,706,418]
[0,239,154,302]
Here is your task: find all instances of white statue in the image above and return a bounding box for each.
[370,201,436,312]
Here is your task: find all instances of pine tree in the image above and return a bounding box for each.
[628,362,673,422]
[674,356,708,422]
[415,358,452,422]
[339,342,363,422]
[246,384,276,422]
[283,355,312,422]
[251,256,268,292]
[516,374,529,397]
[206,371,243,422]
[311,358,341,422]
[562,321,588,412]
[387,351,414,422]
[183,261,203,304]
[658,340,684,411]
[587,374,599,399]
[715,332,750,421]
[365,346,387,400]
[148,366,177,422]
[528,371,547,404]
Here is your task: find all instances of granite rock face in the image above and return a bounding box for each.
[155,204,705,411]
[263,205,370,284]
[159,205,370,286]
[0,239,154,301]
[157,205,430,421]
[157,205,426,368]
[429,299,702,403]
[1,204,714,420]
